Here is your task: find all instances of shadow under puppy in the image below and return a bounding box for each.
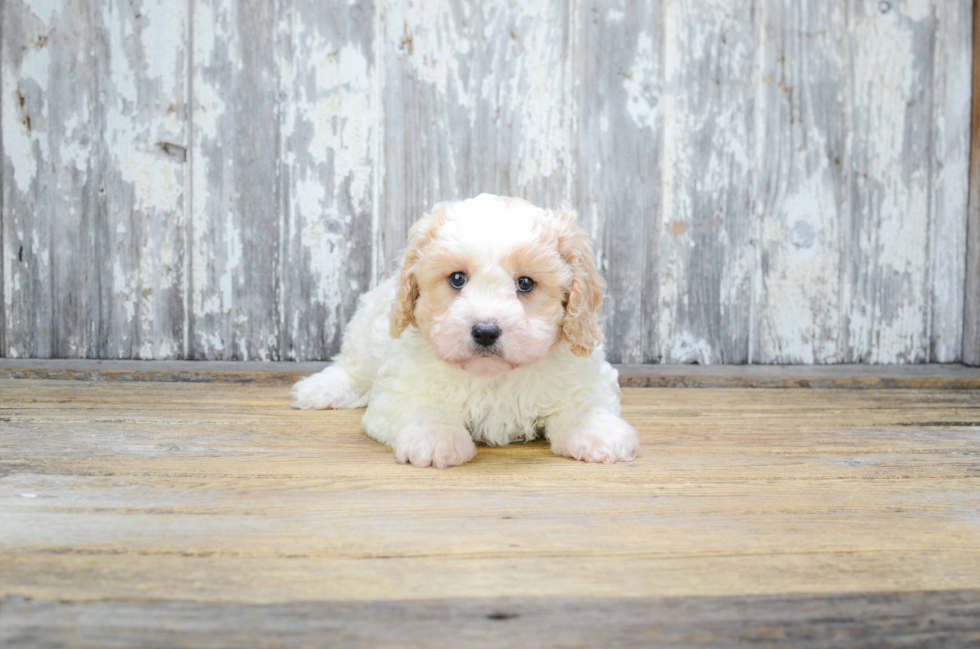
[291,194,641,468]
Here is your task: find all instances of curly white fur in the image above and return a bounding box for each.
[291,194,640,468]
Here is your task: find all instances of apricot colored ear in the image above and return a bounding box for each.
[390,202,450,337]
[555,208,604,356]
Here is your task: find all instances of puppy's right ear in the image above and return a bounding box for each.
[390,202,449,337]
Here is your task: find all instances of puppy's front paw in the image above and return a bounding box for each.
[290,367,361,410]
[553,411,640,464]
[393,425,477,469]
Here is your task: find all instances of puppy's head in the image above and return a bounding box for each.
[391,194,604,375]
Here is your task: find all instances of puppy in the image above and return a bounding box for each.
[291,194,640,468]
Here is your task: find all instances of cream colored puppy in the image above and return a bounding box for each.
[291,194,640,468]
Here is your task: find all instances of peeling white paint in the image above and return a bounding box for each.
[141,0,185,95]
[929,0,973,362]
[509,2,569,188]
[670,332,713,365]
[278,8,379,359]
[850,1,932,363]
[388,0,472,104]
[1,0,973,364]
[606,8,625,23]
[24,0,61,24]
[3,41,50,193]
[305,45,372,202]
[623,32,660,131]
[659,0,757,362]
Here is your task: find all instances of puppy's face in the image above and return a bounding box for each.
[391,195,604,375]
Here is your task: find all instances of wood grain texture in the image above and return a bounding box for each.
[277,0,376,361]
[575,0,661,364]
[380,0,574,279]
[659,0,755,364]
[3,358,980,388]
[1,0,974,364]
[4,591,980,648]
[3,0,95,359]
[930,0,973,363]
[966,0,980,367]
[845,0,935,364]
[189,0,279,361]
[1,379,979,644]
[0,0,5,362]
[2,0,188,359]
[754,1,848,364]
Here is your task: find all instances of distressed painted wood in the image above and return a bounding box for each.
[1,379,980,643]
[753,2,848,364]
[2,0,187,359]
[0,0,5,361]
[3,0,95,359]
[189,0,279,361]
[1,0,975,364]
[966,0,980,367]
[575,1,662,364]
[380,0,574,279]
[930,0,973,363]
[277,0,377,362]
[659,0,756,364]
[845,0,935,363]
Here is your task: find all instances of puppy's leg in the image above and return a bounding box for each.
[545,409,640,464]
[290,364,364,410]
[391,424,477,469]
[362,399,476,469]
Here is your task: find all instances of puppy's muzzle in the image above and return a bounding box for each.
[471,322,501,348]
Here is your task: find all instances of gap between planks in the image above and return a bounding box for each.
[0,359,979,389]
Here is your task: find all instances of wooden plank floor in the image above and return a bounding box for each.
[2,377,980,646]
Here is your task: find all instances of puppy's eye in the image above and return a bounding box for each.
[516,277,535,293]
[448,272,467,289]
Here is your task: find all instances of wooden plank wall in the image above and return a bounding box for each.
[966,0,980,367]
[1,0,974,364]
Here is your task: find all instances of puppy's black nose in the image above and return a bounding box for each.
[471,322,501,347]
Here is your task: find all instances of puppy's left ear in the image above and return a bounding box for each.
[555,207,605,356]
[390,202,449,337]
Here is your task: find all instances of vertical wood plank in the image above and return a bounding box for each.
[1,0,187,360]
[98,0,188,359]
[753,2,848,363]
[929,0,972,362]
[575,1,662,364]
[659,0,756,364]
[965,0,980,366]
[0,0,5,358]
[380,0,573,280]
[843,0,935,364]
[190,0,280,360]
[2,1,97,358]
[277,0,376,361]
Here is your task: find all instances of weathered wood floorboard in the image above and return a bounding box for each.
[4,591,980,648]
[1,379,979,644]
